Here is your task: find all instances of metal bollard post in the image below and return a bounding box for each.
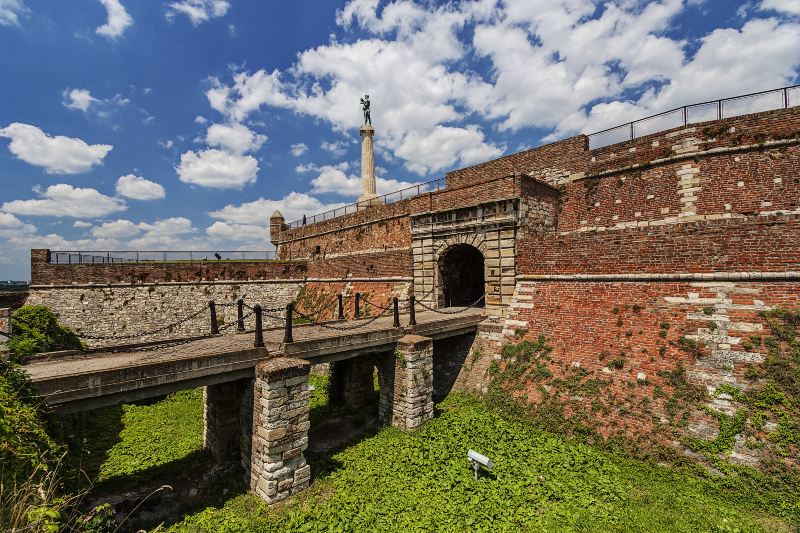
[284,302,294,343]
[237,299,245,332]
[253,304,264,347]
[208,300,219,335]
[393,297,400,328]
[338,294,344,320]
[408,295,416,326]
[354,293,361,318]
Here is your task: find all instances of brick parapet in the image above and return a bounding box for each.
[31,249,307,285]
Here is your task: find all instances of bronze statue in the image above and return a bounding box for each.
[360,94,371,125]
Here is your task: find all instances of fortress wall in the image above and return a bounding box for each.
[496,280,800,464]
[30,249,307,286]
[26,280,304,348]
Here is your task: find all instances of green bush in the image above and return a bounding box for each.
[8,305,83,359]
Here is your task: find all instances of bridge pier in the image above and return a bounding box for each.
[329,356,376,409]
[389,335,434,430]
[204,380,249,463]
[250,358,311,504]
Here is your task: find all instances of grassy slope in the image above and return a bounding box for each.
[57,388,207,492]
[171,392,795,533]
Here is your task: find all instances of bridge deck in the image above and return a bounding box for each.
[24,308,485,412]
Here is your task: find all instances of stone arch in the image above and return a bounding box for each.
[435,240,487,308]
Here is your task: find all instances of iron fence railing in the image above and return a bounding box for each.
[586,84,800,149]
[286,177,445,228]
[50,250,278,264]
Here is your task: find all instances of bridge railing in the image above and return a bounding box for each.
[586,84,800,149]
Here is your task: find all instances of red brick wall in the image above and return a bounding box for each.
[307,251,412,279]
[500,280,800,453]
[30,249,307,285]
[518,216,800,275]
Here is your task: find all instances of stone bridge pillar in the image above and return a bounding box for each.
[329,356,376,409]
[390,335,434,430]
[204,380,249,463]
[250,358,311,504]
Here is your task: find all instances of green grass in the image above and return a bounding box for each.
[169,393,796,533]
[57,388,208,492]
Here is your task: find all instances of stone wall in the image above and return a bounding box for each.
[0,307,9,344]
[26,281,303,347]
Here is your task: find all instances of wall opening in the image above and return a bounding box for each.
[438,244,485,308]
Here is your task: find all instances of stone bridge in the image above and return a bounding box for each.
[23,307,485,504]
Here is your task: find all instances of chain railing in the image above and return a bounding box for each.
[587,84,800,149]
[285,177,446,229]
[49,250,279,265]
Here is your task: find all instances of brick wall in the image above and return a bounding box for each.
[30,249,307,286]
[495,280,800,464]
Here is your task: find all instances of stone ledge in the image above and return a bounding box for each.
[256,358,311,382]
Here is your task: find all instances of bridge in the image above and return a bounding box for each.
[22,297,487,504]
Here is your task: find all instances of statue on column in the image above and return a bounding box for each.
[360,94,371,125]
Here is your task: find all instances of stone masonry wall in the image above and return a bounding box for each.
[26,281,303,347]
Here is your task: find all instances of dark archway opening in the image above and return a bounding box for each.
[438,244,485,308]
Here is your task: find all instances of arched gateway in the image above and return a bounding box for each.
[438,244,485,308]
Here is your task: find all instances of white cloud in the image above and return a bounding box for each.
[73,220,92,228]
[166,0,230,25]
[0,0,28,26]
[194,115,208,124]
[0,212,35,235]
[115,174,166,201]
[62,88,97,112]
[760,0,800,15]
[309,164,419,197]
[205,122,266,154]
[2,184,127,218]
[176,148,258,188]
[290,143,308,156]
[209,192,345,228]
[0,123,112,174]
[90,217,199,247]
[96,0,133,40]
[320,140,349,157]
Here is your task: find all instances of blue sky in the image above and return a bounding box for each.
[1,0,799,280]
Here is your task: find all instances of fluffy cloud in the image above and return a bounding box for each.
[2,184,126,218]
[0,212,36,238]
[96,0,133,40]
[761,0,800,16]
[0,0,28,26]
[176,148,258,188]
[62,88,97,112]
[205,122,266,154]
[91,217,195,243]
[0,123,112,174]
[309,164,419,197]
[115,174,166,201]
[166,0,230,25]
[290,143,308,156]
[209,192,345,228]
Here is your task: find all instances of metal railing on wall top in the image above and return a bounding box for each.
[586,84,800,149]
[49,250,279,264]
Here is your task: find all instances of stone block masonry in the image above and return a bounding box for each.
[204,380,248,464]
[0,308,9,343]
[391,335,434,430]
[26,281,303,347]
[250,357,312,504]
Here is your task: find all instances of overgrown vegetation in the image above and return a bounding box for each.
[0,306,111,531]
[170,394,796,531]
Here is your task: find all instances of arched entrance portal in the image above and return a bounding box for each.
[438,244,485,308]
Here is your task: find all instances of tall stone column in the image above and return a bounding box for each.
[250,358,311,504]
[357,124,380,209]
[391,335,434,430]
